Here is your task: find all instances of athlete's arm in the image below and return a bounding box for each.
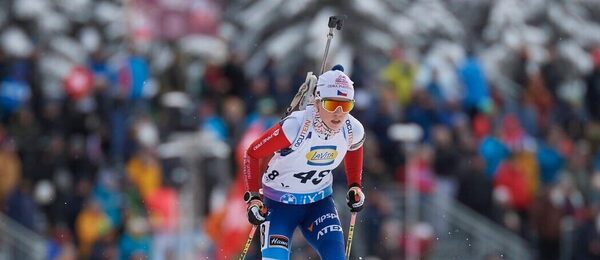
[345,118,365,187]
[244,123,294,192]
[344,146,363,187]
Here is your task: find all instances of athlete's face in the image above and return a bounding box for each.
[316,98,352,131]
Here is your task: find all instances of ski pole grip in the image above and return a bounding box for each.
[328,15,346,30]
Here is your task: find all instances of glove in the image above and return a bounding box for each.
[244,191,267,225]
[247,199,267,225]
[346,186,365,212]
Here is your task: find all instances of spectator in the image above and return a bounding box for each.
[524,71,553,132]
[511,46,530,89]
[0,133,20,206]
[537,126,566,185]
[479,131,510,179]
[274,75,294,112]
[90,232,118,260]
[146,186,179,259]
[126,148,162,200]
[221,51,248,98]
[260,56,278,95]
[369,85,401,173]
[540,43,567,100]
[405,90,443,141]
[350,56,368,90]
[573,209,600,260]
[381,47,417,106]
[586,47,600,122]
[457,154,494,218]
[529,186,564,260]
[75,200,111,257]
[243,76,270,115]
[5,181,39,231]
[513,150,540,203]
[585,48,600,156]
[494,153,533,212]
[92,169,123,228]
[362,190,395,256]
[432,125,460,188]
[119,216,152,260]
[221,96,247,147]
[47,224,77,260]
[458,49,490,118]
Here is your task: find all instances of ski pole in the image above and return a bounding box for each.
[284,15,346,117]
[319,15,346,75]
[240,225,257,260]
[345,212,357,260]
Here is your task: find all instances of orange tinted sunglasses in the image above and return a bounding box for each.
[321,99,354,113]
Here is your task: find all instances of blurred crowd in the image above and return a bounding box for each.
[2,0,600,260]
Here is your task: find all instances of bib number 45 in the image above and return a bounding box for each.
[293,170,331,185]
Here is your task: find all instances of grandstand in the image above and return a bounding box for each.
[1,0,600,259]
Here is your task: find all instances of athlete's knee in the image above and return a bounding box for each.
[261,247,289,260]
[316,239,345,260]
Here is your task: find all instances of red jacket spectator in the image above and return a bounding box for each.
[494,156,533,210]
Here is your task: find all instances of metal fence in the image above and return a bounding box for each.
[425,193,531,260]
[0,213,46,260]
[390,187,532,260]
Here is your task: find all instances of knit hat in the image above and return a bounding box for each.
[316,69,354,100]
